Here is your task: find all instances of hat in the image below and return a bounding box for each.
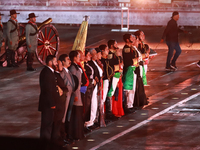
[26,13,38,20]
[172,11,179,17]
[9,9,20,16]
[0,13,4,16]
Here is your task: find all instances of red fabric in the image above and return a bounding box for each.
[28,21,37,26]
[77,62,89,86]
[112,78,124,117]
[10,17,18,22]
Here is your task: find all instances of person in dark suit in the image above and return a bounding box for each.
[53,60,68,145]
[38,55,59,143]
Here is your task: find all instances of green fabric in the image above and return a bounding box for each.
[113,72,121,78]
[142,66,147,85]
[107,72,120,97]
[123,66,136,90]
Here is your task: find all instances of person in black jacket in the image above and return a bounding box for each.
[38,55,59,143]
[161,11,186,71]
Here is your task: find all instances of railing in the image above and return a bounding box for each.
[0,0,199,8]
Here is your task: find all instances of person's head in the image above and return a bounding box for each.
[59,54,71,68]
[172,11,179,21]
[46,55,57,70]
[134,36,139,47]
[123,34,136,45]
[95,47,102,60]
[99,44,109,56]
[0,13,3,20]
[89,48,97,61]
[27,13,38,23]
[9,10,19,19]
[134,30,145,41]
[69,50,80,63]
[85,48,91,62]
[107,39,118,50]
[76,50,85,62]
[56,60,63,72]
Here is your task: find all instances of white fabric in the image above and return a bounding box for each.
[63,67,69,73]
[102,79,109,103]
[47,66,54,72]
[127,71,137,108]
[110,77,120,97]
[93,60,103,77]
[144,64,148,74]
[85,85,98,127]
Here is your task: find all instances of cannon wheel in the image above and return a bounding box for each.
[36,24,59,65]
[16,23,28,65]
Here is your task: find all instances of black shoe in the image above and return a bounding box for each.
[27,67,36,71]
[165,66,175,72]
[149,48,157,57]
[124,108,135,114]
[88,124,100,130]
[12,64,19,67]
[170,64,178,70]
[84,126,92,134]
[197,61,200,68]
[106,113,119,121]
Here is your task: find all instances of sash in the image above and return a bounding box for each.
[123,66,136,90]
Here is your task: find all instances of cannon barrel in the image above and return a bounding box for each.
[18,18,52,48]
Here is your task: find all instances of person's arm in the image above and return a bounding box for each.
[161,21,171,42]
[25,24,31,48]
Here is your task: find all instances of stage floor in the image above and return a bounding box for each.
[0,25,200,150]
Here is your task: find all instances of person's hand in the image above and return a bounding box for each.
[10,41,12,45]
[2,42,5,47]
[160,39,164,43]
[51,106,56,109]
[93,79,96,86]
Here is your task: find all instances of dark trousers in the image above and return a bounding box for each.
[27,52,34,69]
[40,108,54,141]
[166,41,182,68]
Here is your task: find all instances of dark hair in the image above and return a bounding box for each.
[76,50,83,54]
[107,39,116,49]
[69,50,79,62]
[46,55,56,65]
[85,48,90,56]
[99,44,107,51]
[134,30,143,41]
[144,44,149,51]
[59,54,69,62]
[95,47,101,53]
[123,34,132,42]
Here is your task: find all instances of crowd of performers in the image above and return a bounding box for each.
[39,30,156,148]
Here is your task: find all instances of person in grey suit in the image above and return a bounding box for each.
[0,12,4,53]
[26,13,38,71]
[67,50,85,141]
[59,54,75,140]
[6,9,19,67]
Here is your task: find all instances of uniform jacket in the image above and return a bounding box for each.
[69,63,82,106]
[25,22,38,53]
[38,66,59,112]
[88,60,100,81]
[6,19,19,50]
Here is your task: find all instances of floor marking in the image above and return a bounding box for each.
[18,127,40,137]
[90,92,200,150]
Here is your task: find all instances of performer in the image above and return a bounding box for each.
[25,13,38,71]
[6,9,20,67]
[122,34,138,113]
[83,49,95,131]
[38,55,59,142]
[106,39,122,120]
[85,48,101,129]
[161,11,186,71]
[0,12,4,53]
[68,50,84,141]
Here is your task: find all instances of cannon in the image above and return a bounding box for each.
[0,18,59,66]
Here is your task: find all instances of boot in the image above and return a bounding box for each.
[105,97,118,120]
[11,51,19,67]
[6,49,12,67]
[27,52,36,71]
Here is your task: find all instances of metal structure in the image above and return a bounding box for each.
[0,18,59,66]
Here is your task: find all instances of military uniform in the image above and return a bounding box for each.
[26,21,38,70]
[6,10,20,67]
[0,14,4,52]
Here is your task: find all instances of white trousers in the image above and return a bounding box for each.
[125,72,137,108]
[102,79,109,103]
[85,85,98,127]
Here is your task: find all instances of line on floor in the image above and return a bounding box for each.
[90,92,200,150]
